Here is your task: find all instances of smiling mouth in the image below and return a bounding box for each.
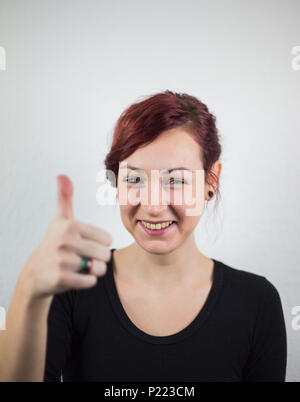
[137,219,177,224]
[137,219,177,234]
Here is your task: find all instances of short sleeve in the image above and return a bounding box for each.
[43,291,74,382]
[242,278,287,382]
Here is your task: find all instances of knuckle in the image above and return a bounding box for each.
[93,261,106,275]
[64,219,77,234]
[56,255,65,269]
[72,254,82,267]
[54,270,64,286]
[102,247,111,262]
[58,232,73,249]
[104,232,113,245]
[97,228,112,245]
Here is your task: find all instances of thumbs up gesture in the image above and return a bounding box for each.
[18,175,113,301]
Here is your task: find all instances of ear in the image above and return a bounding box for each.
[216,161,222,180]
[211,160,222,186]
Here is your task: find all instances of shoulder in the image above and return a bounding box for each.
[215,259,282,308]
[218,259,272,288]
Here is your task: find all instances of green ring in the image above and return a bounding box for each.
[79,256,88,273]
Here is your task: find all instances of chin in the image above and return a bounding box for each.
[136,239,179,255]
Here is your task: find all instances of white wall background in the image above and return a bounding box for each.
[0,0,299,381]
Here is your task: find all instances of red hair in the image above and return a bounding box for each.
[104,90,222,204]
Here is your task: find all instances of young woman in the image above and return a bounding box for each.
[0,91,287,382]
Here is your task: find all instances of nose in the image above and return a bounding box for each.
[140,175,170,213]
[143,203,168,216]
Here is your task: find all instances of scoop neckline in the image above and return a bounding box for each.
[104,248,224,345]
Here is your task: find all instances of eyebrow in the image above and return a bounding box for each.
[119,165,193,173]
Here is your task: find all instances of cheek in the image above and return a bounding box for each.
[174,203,201,230]
[180,186,205,218]
[119,205,133,225]
[179,215,200,230]
[175,217,199,240]
[120,203,132,212]
[171,181,203,203]
[173,207,198,228]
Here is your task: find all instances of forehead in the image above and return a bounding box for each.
[120,129,203,171]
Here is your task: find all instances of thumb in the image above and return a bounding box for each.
[55,174,74,219]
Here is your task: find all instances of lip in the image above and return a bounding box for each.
[138,220,177,236]
[137,219,177,224]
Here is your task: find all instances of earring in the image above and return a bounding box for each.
[208,190,214,198]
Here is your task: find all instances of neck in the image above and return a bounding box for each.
[123,236,210,290]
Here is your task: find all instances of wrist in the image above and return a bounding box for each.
[16,271,53,309]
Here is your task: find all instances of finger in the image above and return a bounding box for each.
[55,175,74,220]
[75,220,112,246]
[61,237,111,262]
[60,271,98,289]
[85,259,107,276]
[57,250,107,276]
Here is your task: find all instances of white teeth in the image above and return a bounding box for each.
[141,220,174,230]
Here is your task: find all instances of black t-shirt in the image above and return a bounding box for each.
[43,248,287,382]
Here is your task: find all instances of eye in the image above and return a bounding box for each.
[168,178,186,185]
[123,176,187,185]
[123,176,143,184]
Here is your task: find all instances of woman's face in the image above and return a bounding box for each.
[117,128,220,254]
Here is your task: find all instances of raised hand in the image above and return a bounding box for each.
[18,175,113,301]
